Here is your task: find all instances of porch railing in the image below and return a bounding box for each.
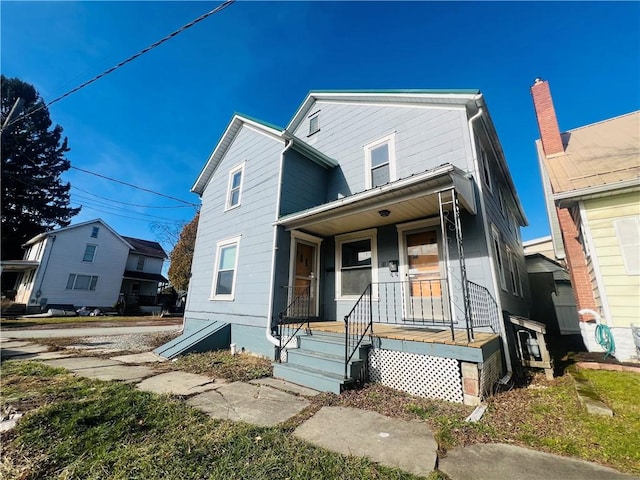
[276,285,312,362]
[467,280,501,333]
[343,284,373,380]
[370,279,451,325]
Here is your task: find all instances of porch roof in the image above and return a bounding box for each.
[123,271,168,283]
[0,260,40,272]
[276,164,476,237]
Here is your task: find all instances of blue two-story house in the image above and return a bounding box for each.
[159,90,530,405]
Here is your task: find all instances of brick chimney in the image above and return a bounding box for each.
[531,78,564,156]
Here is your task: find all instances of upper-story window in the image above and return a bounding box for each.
[491,225,507,291]
[308,111,320,136]
[498,188,507,216]
[136,256,145,271]
[83,244,97,263]
[364,133,396,189]
[225,163,244,210]
[481,147,493,193]
[91,226,100,238]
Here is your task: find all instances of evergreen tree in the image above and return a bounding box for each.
[168,212,199,291]
[1,75,80,260]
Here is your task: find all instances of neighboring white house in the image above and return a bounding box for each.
[1,219,167,313]
[159,89,532,404]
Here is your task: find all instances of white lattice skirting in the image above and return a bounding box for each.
[368,348,463,403]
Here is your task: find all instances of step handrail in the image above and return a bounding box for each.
[276,285,311,361]
[343,283,373,380]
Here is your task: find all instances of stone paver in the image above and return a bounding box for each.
[72,364,157,383]
[19,351,76,360]
[187,381,309,427]
[111,352,166,364]
[1,344,51,358]
[439,443,636,480]
[43,357,122,370]
[294,406,437,478]
[249,377,321,397]
[137,371,222,395]
[0,340,31,348]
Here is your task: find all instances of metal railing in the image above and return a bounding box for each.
[344,284,373,380]
[467,280,500,333]
[276,285,312,362]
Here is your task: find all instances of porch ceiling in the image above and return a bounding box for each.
[277,164,476,237]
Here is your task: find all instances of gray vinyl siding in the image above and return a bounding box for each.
[292,102,473,202]
[186,126,284,328]
[30,224,129,308]
[280,148,328,216]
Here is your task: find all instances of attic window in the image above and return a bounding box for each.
[308,112,320,136]
[225,163,244,210]
[91,227,100,238]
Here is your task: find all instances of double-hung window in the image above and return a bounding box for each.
[491,225,507,291]
[364,133,396,189]
[226,164,244,210]
[336,230,377,298]
[66,274,98,291]
[212,236,241,300]
[83,244,97,262]
[136,256,145,271]
[91,226,100,238]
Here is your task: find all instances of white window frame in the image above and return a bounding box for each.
[136,256,145,271]
[491,225,507,291]
[211,235,241,301]
[82,244,97,263]
[614,216,640,275]
[506,246,522,296]
[364,133,397,189]
[225,163,245,211]
[66,274,99,291]
[481,147,493,193]
[335,229,378,300]
[308,111,320,136]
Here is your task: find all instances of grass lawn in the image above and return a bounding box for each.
[1,354,638,478]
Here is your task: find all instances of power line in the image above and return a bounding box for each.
[2,0,235,131]
[71,185,194,209]
[70,203,186,225]
[70,165,199,206]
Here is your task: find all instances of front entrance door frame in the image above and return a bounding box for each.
[288,230,323,317]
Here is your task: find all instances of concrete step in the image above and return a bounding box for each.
[273,362,352,395]
[287,348,364,378]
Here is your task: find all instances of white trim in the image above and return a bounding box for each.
[211,235,241,301]
[396,218,440,233]
[579,201,613,324]
[335,228,378,300]
[364,132,397,189]
[288,231,323,316]
[224,162,245,211]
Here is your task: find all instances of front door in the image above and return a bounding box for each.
[291,241,317,317]
[404,230,445,320]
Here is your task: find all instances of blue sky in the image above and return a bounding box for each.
[2,1,639,250]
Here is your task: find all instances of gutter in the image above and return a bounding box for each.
[467,103,513,374]
[265,139,294,347]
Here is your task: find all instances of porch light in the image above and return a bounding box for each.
[378,209,391,217]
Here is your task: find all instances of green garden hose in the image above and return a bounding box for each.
[595,323,616,358]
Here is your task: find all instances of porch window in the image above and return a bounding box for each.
[491,225,507,291]
[136,256,145,271]
[82,244,97,263]
[364,133,396,189]
[225,164,244,210]
[212,236,241,300]
[336,230,377,298]
[66,274,98,291]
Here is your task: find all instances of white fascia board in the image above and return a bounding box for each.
[191,114,284,195]
[554,178,640,206]
[22,218,132,250]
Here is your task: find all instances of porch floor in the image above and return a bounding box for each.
[303,321,498,349]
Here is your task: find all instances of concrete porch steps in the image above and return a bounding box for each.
[273,330,370,394]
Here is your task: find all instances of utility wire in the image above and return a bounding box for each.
[70,165,199,206]
[71,185,193,209]
[2,0,235,131]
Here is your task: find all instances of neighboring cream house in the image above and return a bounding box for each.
[1,219,167,313]
[531,78,640,361]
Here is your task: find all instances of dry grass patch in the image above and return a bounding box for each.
[156,350,273,382]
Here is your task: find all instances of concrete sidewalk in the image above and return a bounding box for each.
[1,340,637,479]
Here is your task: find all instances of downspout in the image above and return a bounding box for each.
[265,138,294,346]
[467,103,513,373]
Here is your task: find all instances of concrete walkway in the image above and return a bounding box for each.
[1,338,637,480]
